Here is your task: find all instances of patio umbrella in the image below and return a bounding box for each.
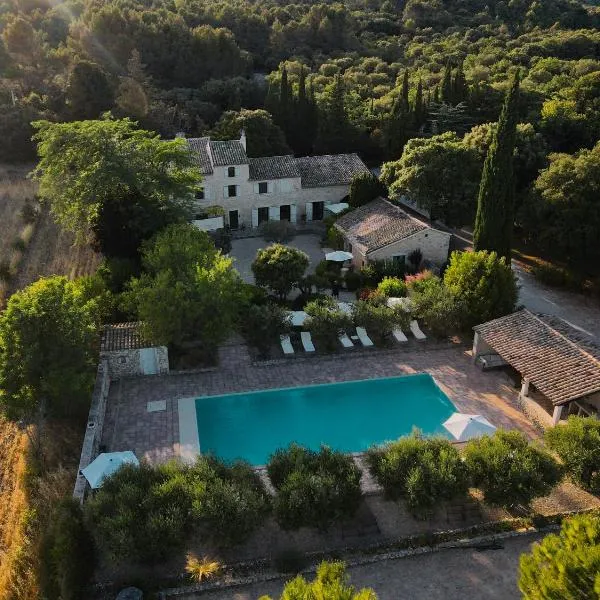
[81,451,139,489]
[443,413,496,442]
[289,311,308,327]
[325,250,353,262]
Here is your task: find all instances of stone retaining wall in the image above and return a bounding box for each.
[73,360,111,502]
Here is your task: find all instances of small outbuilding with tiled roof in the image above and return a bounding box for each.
[473,309,600,425]
[100,322,169,379]
[334,198,451,269]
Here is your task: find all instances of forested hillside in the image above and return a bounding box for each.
[1,0,600,271]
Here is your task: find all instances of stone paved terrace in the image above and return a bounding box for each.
[101,342,539,463]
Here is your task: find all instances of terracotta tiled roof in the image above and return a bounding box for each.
[101,322,152,352]
[208,140,248,166]
[296,153,369,187]
[248,155,300,180]
[187,138,213,175]
[474,309,600,405]
[335,198,432,253]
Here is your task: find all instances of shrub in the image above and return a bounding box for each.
[261,220,297,243]
[361,260,405,287]
[344,268,362,292]
[185,554,221,582]
[409,277,465,336]
[519,513,600,600]
[405,269,435,292]
[366,434,469,517]
[544,416,600,493]
[268,445,362,531]
[349,171,387,208]
[443,250,518,328]
[261,561,378,600]
[304,297,353,352]
[40,499,95,600]
[377,276,407,298]
[531,262,585,291]
[463,430,562,509]
[240,302,291,358]
[352,299,402,343]
[326,226,345,250]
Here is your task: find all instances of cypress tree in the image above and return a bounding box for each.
[306,77,318,154]
[473,71,521,262]
[401,69,410,110]
[414,78,425,130]
[278,65,292,140]
[294,66,313,155]
[452,62,468,104]
[441,62,453,103]
[433,84,440,103]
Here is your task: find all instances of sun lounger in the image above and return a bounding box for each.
[410,320,427,340]
[356,327,374,347]
[280,334,294,355]
[301,331,315,352]
[338,332,354,348]
[392,327,408,343]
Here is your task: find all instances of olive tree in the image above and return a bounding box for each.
[252,244,309,300]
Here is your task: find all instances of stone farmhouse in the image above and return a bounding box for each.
[335,197,451,268]
[185,130,370,229]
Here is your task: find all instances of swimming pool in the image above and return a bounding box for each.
[178,374,457,466]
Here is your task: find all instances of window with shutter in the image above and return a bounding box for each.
[258,181,268,194]
[228,166,236,178]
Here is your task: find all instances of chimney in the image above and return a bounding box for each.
[239,128,247,150]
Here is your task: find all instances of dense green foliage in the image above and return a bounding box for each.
[85,458,269,564]
[304,297,353,352]
[519,513,600,600]
[240,302,291,358]
[367,434,469,517]
[124,224,242,349]
[544,416,600,493]
[443,250,518,328]
[376,277,407,298]
[473,72,520,260]
[348,172,387,208]
[0,276,108,420]
[252,244,309,300]
[40,500,95,600]
[32,118,198,259]
[260,561,377,600]
[267,445,362,531]
[463,430,562,508]
[352,297,408,343]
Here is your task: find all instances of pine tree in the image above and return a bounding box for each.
[473,71,521,261]
[441,62,453,103]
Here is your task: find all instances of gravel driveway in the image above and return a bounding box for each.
[190,533,543,600]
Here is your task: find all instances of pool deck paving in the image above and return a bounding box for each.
[101,341,538,465]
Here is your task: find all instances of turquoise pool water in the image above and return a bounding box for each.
[194,374,457,465]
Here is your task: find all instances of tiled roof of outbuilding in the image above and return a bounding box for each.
[208,140,248,166]
[186,138,213,175]
[474,309,600,405]
[296,153,369,187]
[335,198,432,253]
[248,155,300,180]
[101,322,152,352]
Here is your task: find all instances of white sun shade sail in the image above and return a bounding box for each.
[81,451,139,489]
[325,202,350,215]
[325,250,353,262]
[288,311,308,327]
[443,413,496,442]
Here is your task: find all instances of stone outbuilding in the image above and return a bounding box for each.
[473,309,600,426]
[100,322,169,379]
[334,197,451,269]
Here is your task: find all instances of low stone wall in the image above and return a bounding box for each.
[73,360,111,502]
[518,393,554,430]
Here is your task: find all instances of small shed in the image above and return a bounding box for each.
[100,322,169,379]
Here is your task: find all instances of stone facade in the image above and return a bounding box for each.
[102,346,169,380]
[187,132,369,229]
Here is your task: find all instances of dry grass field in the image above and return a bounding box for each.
[0,164,100,306]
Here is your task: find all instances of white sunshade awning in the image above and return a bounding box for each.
[81,451,139,489]
[288,311,308,327]
[443,413,496,442]
[325,202,350,215]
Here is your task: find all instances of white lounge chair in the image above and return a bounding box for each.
[338,332,354,348]
[301,331,315,352]
[392,327,408,343]
[280,334,294,355]
[410,320,427,340]
[356,327,374,347]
